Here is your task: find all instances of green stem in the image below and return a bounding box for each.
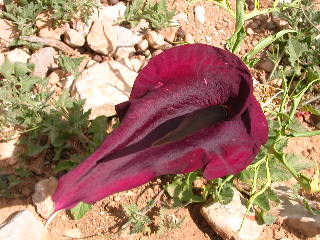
[244,8,279,21]
[291,130,320,137]
[217,175,234,194]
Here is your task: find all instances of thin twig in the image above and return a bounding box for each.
[21,36,79,56]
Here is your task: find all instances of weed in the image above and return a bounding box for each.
[121,0,176,30]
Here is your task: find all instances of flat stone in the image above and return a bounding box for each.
[87,20,117,55]
[0,138,19,165]
[6,48,30,63]
[201,189,264,240]
[29,47,56,78]
[64,28,85,47]
[118,58,142,72]
[273,184,320,238]
[0,19,19,46]
[146,31,166,49]
[32,177,58,219]
[194,6,205,24]
[76,61,137,118]
[0,210,44,240]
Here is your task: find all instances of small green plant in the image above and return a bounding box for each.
[1,0,98,36]
[121,0,176,30]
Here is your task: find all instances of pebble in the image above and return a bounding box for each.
[137,39,149,52]
[99,2,126,23]
[201,189,264,240]
[159,26,179,42]
[0,138,19,165]
[64,28,85,47]
[29,47,56,78]
[246,27,254,35]
[194,6,206,24]
[32,177,58,219]
[0,210,44,240]
[6,48,30,63]
[48,69,65,85]
[185,33,195,43]
[146,31,166,49]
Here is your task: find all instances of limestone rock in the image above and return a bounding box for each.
[98,2,126,24]
[273,184,320,238]
[48,69,65,85]
[76,61,137,118]
[0,210,44,240]
[0,138,19,165]
[159,26,179,43]
[118,58,143,72]
[64,28,85,47]
[194,6,205,24]
[29,47,56,78]
[146,31,166,49]
[113,26,142,59]
[201,189,264,240]
[36,12,66,40]
[0,19,19,46]
[32,177,58,219]
[87,20,117,55]
[6,48,30,63]
[137,39,149,52]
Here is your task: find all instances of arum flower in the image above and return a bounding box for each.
[52,44,268,211]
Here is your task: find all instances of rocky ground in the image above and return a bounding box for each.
[0,0,320,239]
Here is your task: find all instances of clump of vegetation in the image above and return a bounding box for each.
[121,0,176,29]
[0,0,98,36]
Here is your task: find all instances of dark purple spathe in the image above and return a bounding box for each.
[52,44,268,211]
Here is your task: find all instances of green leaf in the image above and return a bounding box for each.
[0,58,15,79]
[255,192,270,211]
[57,55,84,79]
[227,0,245,53]
[243,29,296,62]
[15,167,32,177]
[89,116,108,147]
[287,38,307,66]
[14,62,32,78]
[302,105,320,116]
[70,201,91,219]
[54,160,78,172]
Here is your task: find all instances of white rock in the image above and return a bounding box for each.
[76,61,137,118]
[137,39,149,51]
[0,138,19,165]
[0,210,44,240]
[0,19,19,46]
[118,58,142,72]
[63,228,82,238]
[87,20,117,55]
[194,6,205,24]
[29,47,56,78]
[6,49,30,63]
[64,28,85,47]
[113,26,142,59]
[48,69,64,85]
[32,177,58,219]
[71,7,99,37]
[131,19,150,32]
[159,26,179,43]
[146,31,166,49]
[246,27,254,35]
[273,184,320,238]
[98,2,126,24]
[173,13,189,24]
[201,189,264,240]
[185,33,195,43]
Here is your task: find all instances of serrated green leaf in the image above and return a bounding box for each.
[14,62,32,78]
[54,160,78,172]
[0,58,15,79]
[255,192,270,211]
[70,201,91,219]
[287,39,307,66]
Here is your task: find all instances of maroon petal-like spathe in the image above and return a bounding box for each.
[52,44,268,211]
